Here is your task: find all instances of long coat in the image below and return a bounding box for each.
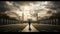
[28,20,31,26]
[28,20,31,31]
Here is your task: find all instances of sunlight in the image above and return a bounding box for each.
[5,1,53,21]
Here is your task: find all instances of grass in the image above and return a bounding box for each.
[32,24,60,32]
[0,24,27,32]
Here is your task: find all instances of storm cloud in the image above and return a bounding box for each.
[0,1,60,20]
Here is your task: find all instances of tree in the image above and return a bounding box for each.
[55,12,60,25]
[0,11,21,25]
[49,12,60,25]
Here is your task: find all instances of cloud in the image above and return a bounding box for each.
[0,1,60,21]
[0,1,8,12]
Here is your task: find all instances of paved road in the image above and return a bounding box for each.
[22,24,39,32]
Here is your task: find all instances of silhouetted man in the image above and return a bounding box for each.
[28,19,31,31]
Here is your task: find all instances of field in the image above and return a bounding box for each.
[0,24,27,32]
[32,23,60,32]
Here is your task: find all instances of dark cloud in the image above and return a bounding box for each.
[0,1,20,12]
[0,1,60,14]
[0,1,7,12]
[47,1,60,10]
[0,1,60,21]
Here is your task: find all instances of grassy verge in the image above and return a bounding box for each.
[32,24,60,32]
[0,24,27,32]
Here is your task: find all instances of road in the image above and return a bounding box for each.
[22,24,39,32]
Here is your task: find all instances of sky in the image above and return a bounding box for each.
[0,1,59,21]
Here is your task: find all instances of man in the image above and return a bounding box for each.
[28,19,31,31]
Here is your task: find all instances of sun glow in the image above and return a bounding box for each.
[5,1,55,21]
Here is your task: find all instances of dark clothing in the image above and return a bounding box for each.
[28,20,31,31]
[28,20,31,26]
